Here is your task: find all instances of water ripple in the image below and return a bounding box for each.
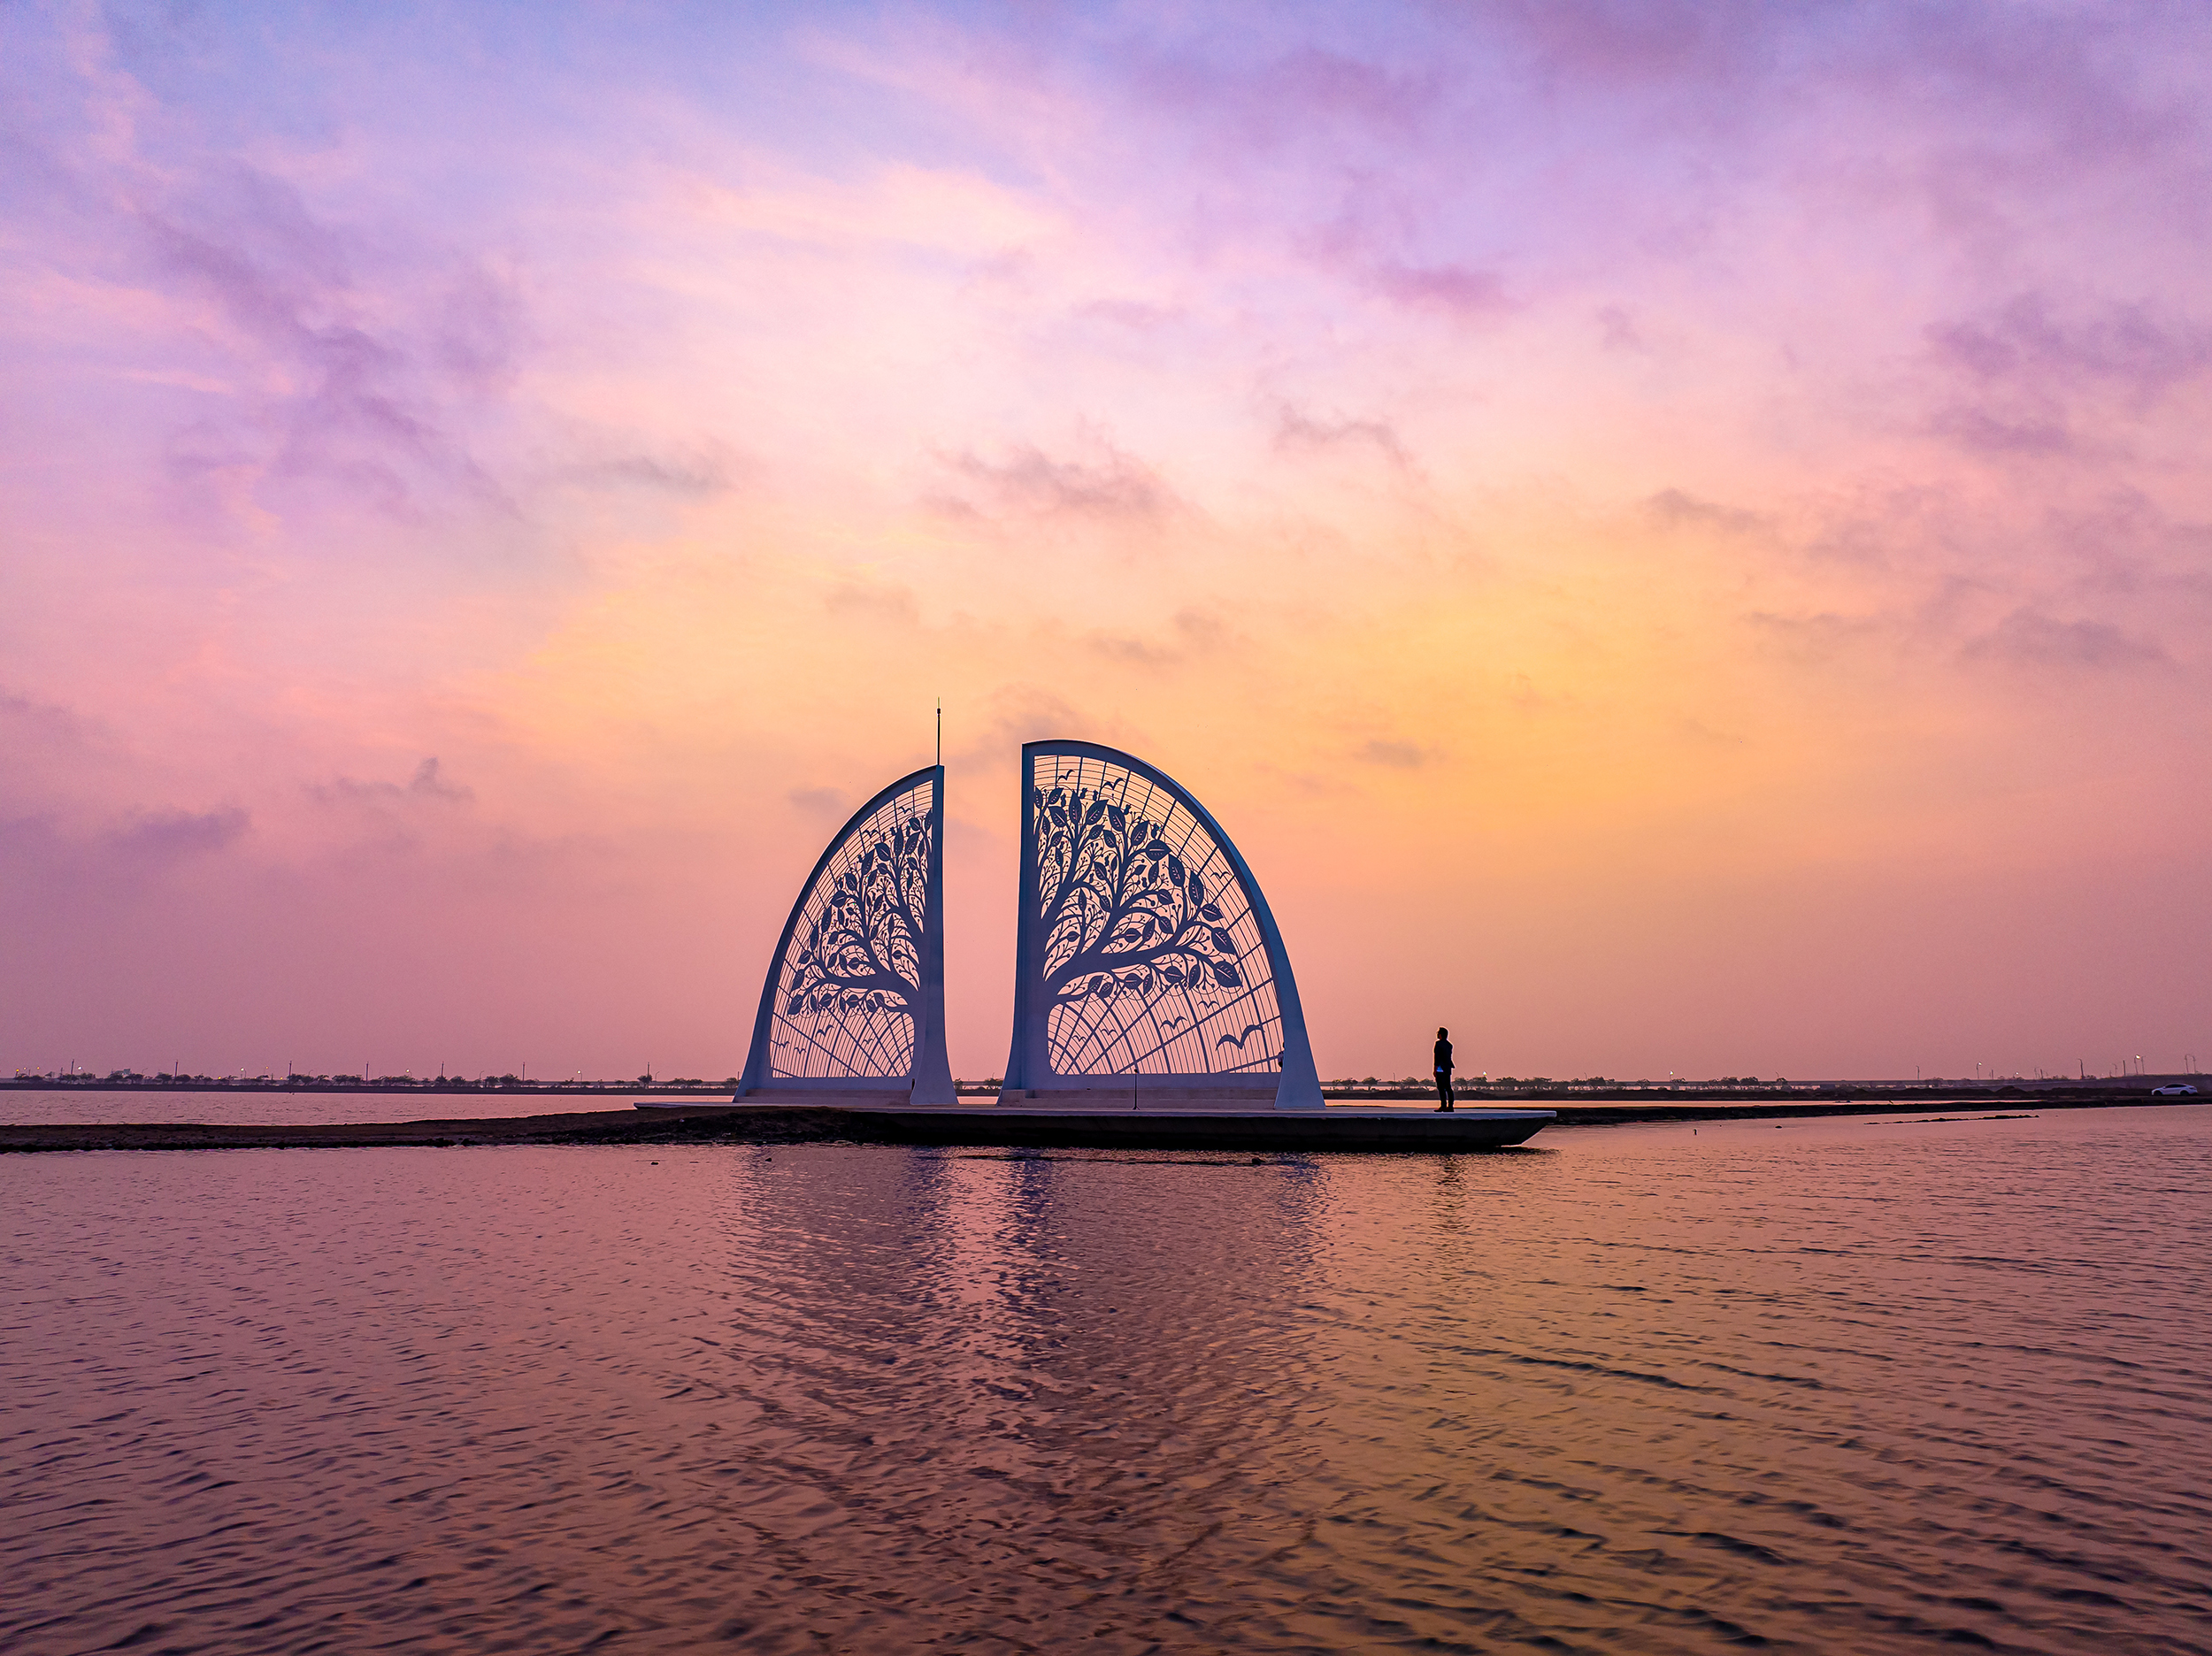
[2,1108,2208,1652]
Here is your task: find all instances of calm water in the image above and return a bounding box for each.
[3,1108,2206,1654]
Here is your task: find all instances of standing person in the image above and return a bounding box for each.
[1433,1027,1455,1112]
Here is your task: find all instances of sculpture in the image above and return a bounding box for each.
[998,740,1324,1109]
[736,766,956,1106]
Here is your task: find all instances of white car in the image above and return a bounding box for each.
[2150,1083,2198,1096]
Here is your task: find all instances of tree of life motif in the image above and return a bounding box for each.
[1033,776,1248,1031]
[776,810,931,1071]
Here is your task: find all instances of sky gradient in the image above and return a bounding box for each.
[4,1,2208,1084]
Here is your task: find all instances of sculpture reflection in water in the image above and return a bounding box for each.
[737,766,956,1106]
[1000,740,1324,1110]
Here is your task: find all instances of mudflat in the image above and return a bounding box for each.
[0,1093,2193,1152]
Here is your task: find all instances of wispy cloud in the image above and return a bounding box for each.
[138,166,500,515]
[1962,610,2169,672]
[311,759,475,809]
[1369,262,1511,319]
[1930,295,2212,402]
[0,804,250,926]
[937,441,1177,523]
[1273,404,1411,468]
[1356,738,1430,769]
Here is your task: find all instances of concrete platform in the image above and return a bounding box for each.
[637,1098,1554,1151]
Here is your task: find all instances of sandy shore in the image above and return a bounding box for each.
[0,1093,2195,1153]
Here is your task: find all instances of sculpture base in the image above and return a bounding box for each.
[638,1100,1553,1151]
[732,1086,918,1108]
[994,1084,1281,1110]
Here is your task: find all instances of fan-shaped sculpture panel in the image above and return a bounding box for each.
[738,767,955,1105]
[1001,742,1323,1109]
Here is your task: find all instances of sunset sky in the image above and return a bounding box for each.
[4,2,2208,1085]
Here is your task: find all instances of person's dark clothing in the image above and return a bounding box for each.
[1434,1036,1455,1110]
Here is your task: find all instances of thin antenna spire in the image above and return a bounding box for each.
[935,699,941,767]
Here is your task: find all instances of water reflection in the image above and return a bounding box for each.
[684,1146,1341,1645]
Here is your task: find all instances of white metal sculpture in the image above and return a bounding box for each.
[737,766,956,1105]
[999,741,1325,1109]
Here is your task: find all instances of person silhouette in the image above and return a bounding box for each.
[1433,1027,1455,1112]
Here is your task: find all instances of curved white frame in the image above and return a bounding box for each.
[737,766,956,1105]
[1000,740,1324,1110]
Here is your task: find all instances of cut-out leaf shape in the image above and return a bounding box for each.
[787,994,806,1014]
[1199,903,1222,921]
[1211,960,1242,988]
[1085,799,1106,824]
[1210,927,1236,953]
[1163,964,1185,984]
[1166,855,1186,886]
[1187,873,1206,906]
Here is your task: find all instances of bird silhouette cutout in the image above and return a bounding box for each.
[1216,1024,1264,1050]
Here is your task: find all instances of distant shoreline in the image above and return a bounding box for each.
[0,1092,2200,1154]
[1,1078,729,1096]
[4,1077,2191,1103]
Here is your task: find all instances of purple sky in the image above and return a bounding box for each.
[4,3,2208,1083]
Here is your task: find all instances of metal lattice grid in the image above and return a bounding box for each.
[763,775,934,1081]
[1029,750,1286,1078]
